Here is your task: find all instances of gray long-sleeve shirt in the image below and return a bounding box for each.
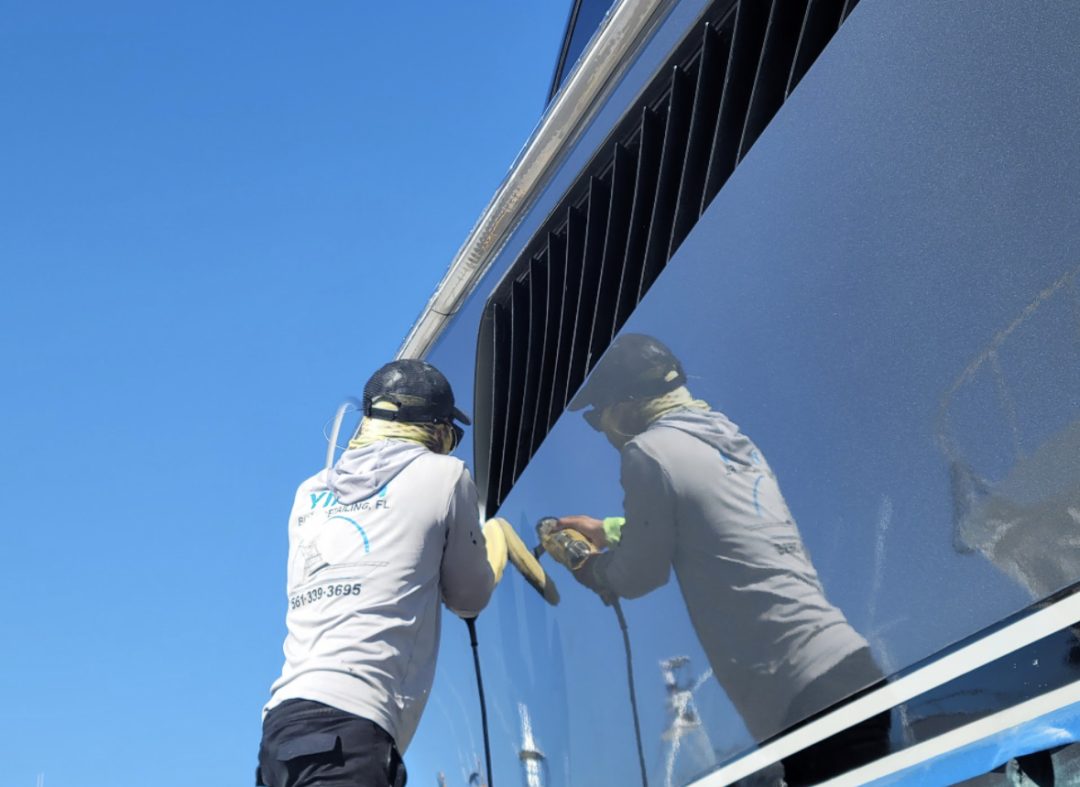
[266,440,494,751]
[593,409,869,740]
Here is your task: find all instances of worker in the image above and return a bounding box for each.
[257,359,497,787]
[551,334,891,786]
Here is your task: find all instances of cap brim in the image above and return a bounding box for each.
[567,381,595,411]
[453,406,471,426]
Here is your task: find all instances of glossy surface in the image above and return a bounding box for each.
[549,0,621,102]
[409,2,1080,784]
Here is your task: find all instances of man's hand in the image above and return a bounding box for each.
[554,515,609,549]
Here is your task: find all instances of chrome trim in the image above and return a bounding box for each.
[397,0,678,360]
[825,680,1080,785]
[688,591,1080,786]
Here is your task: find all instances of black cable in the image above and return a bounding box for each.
[613,600,649,787]
[466,617,494,787]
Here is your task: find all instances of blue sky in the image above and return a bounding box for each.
[0,4,568,785]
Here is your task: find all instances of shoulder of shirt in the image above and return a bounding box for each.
[412,450,468,478]
[621,430,682,496]
[622,426,703,487]
[295,469,331,494]
[625,423,689,455]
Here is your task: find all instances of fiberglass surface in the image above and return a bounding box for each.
[407,2,1080,784]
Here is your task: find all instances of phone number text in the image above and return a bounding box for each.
[289,582,362,610]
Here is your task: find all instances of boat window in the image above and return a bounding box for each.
[461,1,1080,780]
[548,0,622,103]
[416,2,1080,785]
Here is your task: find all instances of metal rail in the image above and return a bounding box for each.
[397,0,678,360]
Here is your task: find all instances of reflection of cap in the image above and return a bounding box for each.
[363,359,471,425]
[569,333,686,411]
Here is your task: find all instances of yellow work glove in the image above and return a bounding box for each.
[482,517,508,584]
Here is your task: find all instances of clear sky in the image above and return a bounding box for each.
[0,3,568,786]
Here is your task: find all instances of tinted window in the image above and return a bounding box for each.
[548,0,619,102]
[412,2,1080,785]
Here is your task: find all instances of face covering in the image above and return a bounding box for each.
[349,402,460,454]
[585,386,709,449]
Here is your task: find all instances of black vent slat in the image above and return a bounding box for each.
[480,302,510,514]
[478,0,858,513]
[738,0,810,161]
[786,0,845,97]
[535,232,566,441]
[496,279,530,505]
[840,0,859,25]
[473,305,494,511]
[636,67,693,301]
[589,143,637,360]
[613,106,664,330]
[552,206,587,418]
[512,254,548,478]
[670,23,729,253]
[566,175,612,395]
[700,0,771,212]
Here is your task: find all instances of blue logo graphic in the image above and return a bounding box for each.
[327,515,370,553]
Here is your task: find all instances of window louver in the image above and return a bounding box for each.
[477,0,861,514]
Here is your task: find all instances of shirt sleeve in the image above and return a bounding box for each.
[592,442,677,598]
[440,466,496,617]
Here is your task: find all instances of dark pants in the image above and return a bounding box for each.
[780,649,892,786]
[257,699,407,787]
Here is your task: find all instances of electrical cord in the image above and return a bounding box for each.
[466,617,494,787]
[535,525,647,786]
[614,599,649,787]
[324,397,362,472]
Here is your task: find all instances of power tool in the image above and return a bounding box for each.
[535,516,597,570]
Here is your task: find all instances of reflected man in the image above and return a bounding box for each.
[555,334,889,785]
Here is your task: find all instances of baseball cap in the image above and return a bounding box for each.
[569,333,686,411]
[363,359,471,425]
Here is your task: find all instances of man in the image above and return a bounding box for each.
[258,360,496,787]
[554,334,890,785]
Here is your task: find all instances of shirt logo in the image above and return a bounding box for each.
[309,484,389,510]
[327,515,370,554]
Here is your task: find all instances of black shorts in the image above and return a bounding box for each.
[257,699,407,787]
